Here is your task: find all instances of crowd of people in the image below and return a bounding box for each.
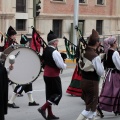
[67,29,120,120]
[0,25,120,120]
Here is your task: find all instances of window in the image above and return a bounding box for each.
[52,0,64,1]
[53,20,62,38]
[16,19,26,31]
[96,20,103,35]
[51,0,66,3]
[79,0,85,3]
[16,0,26,12]
[78,20,84,35]
[97,0,104,5]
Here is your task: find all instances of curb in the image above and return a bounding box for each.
[59,50,76,63]
[65,59,76,63]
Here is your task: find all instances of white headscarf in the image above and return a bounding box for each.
[103,36,116,53]
[108,36,116,45]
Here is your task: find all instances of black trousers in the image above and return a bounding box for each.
[0,63,9,120]
[14,83,33,94]
[44,76,62,105]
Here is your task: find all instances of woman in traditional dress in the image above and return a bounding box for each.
[66,36,87,97]
[66,62,82,97]
[97,36,120,117]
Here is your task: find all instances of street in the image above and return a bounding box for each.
[5,63,120,120]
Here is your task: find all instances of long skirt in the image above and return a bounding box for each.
[66,65,82,97]
[99,71,120,112]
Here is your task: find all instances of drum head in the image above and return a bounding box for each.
[4,46,41,85]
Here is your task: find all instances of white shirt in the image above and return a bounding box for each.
[49,46,67,69]
[112,51,120,70]
[92,56,104,76]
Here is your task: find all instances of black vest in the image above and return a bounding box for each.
[105,49,116,68]
[43,46,58,68]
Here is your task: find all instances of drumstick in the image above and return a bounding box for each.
[9,55,15,64]
[5,55,15,73]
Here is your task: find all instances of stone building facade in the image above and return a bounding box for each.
[0,0,120,49]
[0,0,34,41]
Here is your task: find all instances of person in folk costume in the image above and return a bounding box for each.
[1,26,18,91]
[66,36,88,97]
[37,30,67,120]
[0,49,14,119]
[97,36,120,117]
[66,63,82,97]
[4,26,18,50]
[76,29,104,120]
[0,62,9,120]
[8,34,39,108]
[3,26,23,97]
[66,49,82,97]
[0,34,5,52]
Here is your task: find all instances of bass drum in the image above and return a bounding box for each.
[1,45,41,85]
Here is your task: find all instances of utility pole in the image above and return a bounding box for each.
[73,0,79,45]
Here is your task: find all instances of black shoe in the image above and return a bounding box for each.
[17,94,23,97]
[38,107,46,119]
[8,103,20,108]
[114,112,118,116]
[114,111,120,116]
[28,101,39,106]
[96,105,104,118]
[47,115,59,120]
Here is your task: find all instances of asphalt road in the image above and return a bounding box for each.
[5,63,120,120]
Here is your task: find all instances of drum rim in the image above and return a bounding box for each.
[4,45,42,85]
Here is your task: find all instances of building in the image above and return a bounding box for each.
[0,0,34,42]
[0,0,120,49]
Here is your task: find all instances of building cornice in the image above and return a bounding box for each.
[0,13,15,19]
[37,13,120,20]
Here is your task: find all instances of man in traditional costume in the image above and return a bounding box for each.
[38,30,67,120]
[76,29,104,120]
[0,61,9,120]
[0,30,14,119]
[6,26,39,108]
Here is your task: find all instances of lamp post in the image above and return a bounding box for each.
[73,0,79,45]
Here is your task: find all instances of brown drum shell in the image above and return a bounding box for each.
[1,44,25,62]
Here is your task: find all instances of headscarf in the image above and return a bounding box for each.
[108,36,116,45]
[103,36,116,53]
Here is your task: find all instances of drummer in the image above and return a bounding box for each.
[5,26,39,108]
[3,26,18,92]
